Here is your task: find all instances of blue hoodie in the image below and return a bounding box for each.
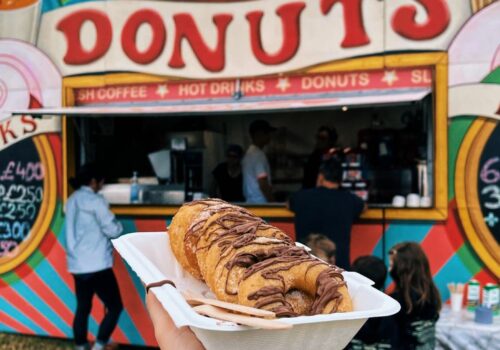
[65,186,123,274]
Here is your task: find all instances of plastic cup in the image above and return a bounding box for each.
[451,292,464,312]
[420,196,432,207]
[406,193,420,208]
[392,195,405,207]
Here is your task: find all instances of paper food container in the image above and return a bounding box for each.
[113,232,400,350]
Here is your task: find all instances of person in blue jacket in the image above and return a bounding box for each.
[65,163,123,350]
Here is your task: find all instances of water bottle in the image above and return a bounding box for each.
[130,171,139,204]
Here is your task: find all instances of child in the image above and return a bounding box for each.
[350,256,390,349]
[304,233,336,265]
[385,242,441,349]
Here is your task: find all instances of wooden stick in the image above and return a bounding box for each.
[182,291,276,318]
[193,305,292,330]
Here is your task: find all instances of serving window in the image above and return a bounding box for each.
[62,53,448,220]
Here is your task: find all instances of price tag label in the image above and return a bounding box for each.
[0,137,56,272]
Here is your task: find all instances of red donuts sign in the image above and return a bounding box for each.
[37,0,472,78]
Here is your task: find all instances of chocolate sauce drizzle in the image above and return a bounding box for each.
[182,199,346,317]
[310,269,346,314]
[241,246,346,316]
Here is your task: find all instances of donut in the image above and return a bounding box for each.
[195,208,291,282]
[168,200,353,317]
[237,246,352,317]
[285,289,314,316]
[204,235,292,303]
[169,198,228,280]
[184,202,248,279]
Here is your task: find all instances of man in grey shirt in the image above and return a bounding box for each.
[65,163,123,350]
[242,120,276,203]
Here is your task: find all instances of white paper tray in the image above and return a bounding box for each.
[113,232,400,350]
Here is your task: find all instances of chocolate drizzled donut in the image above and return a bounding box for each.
[239,246,348,316]
[168,199,353,316]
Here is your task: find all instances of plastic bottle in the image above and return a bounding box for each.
[130,171,139,204]
[467,279,481,311]
[483,283,499,316]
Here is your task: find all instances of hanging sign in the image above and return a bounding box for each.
[74,67,432,105]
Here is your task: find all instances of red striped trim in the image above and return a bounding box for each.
[113,254,156,345]
[15,263,74,327]
[0,232,69,336]
[0,310,35,334]
[351,224,383,263]
[444,200,466,250]
[0,286,65,337]
[385,283,395,294]
[134,219,168,232]
[420,223,456,275]
[11,261,32,281]
[271,222,295,240]
[473,268,497,286]
[41,231,75,290]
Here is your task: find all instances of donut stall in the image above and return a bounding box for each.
[0,0,499,347]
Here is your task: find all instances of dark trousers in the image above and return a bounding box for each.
[72,268,123,346]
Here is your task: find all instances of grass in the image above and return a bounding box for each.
[0,333,158,350]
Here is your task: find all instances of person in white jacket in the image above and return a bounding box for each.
[65,163,123,350]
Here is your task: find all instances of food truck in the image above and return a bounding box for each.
[0,0,499,346]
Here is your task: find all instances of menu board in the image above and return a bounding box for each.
[456,119,500,276]
[478,123,500,245]
[0,139,44,259]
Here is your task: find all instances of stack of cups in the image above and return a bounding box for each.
[448,283,465,313]
[392,194,432,208]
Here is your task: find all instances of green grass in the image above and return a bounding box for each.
[0,333,157,350]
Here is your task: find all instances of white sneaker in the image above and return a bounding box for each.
[91,342,105,350]
[75,345,90,350]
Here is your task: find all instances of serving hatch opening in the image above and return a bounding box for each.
[35,54,448,221]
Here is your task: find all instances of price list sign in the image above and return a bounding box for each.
[0,138,55,271]
[479,124,500,245]
[457,119,500,276]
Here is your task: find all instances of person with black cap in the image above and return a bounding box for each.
[242,119,277,203]
[211,144,245,202]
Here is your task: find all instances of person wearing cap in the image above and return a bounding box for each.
[288,157,365,269]
[211,144,245,202]
[242,119,277,203]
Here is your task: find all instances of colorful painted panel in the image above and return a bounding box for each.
[0,0,499,347]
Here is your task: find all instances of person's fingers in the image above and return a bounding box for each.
[174,326,206,350]
[145,292,205,350]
